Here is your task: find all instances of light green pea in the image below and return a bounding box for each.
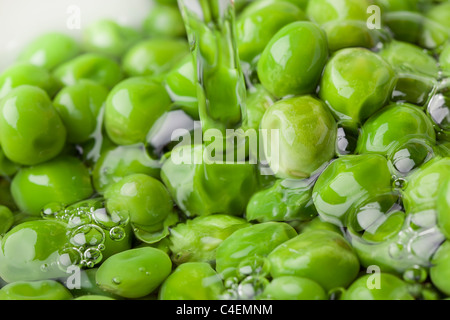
[143,4,186,38]
[306,0,372,24]
[0,280,73,300]
[262,276,327,300]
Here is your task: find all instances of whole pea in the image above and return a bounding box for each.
[53,53,123,89]
[104,77,171,145]
[319,48,396,126]
[0,85,66,166]
[53,80,108,144]
[0,280,73,300]
[268,229,360,292]
[257,21,328,98]
[262,276,327,300]
[143,4,186,38]
[158,262,224,300]
[18,32,80,70]
[96,247,172,299]
[306,0,371,24]
[260,95,337,179]
[437,179,450,239]
[11,156,93,215]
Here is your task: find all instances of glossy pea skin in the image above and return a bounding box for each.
[215,222,297,279]
[53,80,108,144]
[236,0,306,63]
[437,179,450,239]
[122,39,189,77]
[18,32,80,70]
[53,53,124,89]
[430,241,450,296]
[312,154,393,226]
[342,273,414,300]
[104,77,171,146]
[257,21,328,98]
[0,220,69,282]
[0,205,13,235]
[96,247,172,299]
[260,95,337,179]
[168,214,250,265]
[268,229,360,292]
[92,143,161,194]
[306,0,371,24]
[11,156,93,215]
[262,276,327,300]
[319,48,396,126]
[0,280,73,300]
[82,19,141,59]
[158,262,224,300]
[143,4,186,38]
[356,103,436,156]
[0,63,60,99]
[0,85,66,166]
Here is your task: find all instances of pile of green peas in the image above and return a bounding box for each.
[0,0,449,301]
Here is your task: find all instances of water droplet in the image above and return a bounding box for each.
[403,265,427,284]
[110,226,126,241]
[392,177,408,190]
[112,277,121,285]
[40,263,49,272]
[389,242,405,259]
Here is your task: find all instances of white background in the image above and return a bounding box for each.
[0,0,155,71]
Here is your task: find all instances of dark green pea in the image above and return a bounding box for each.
[262,276,327,300]
[53,80,108,144]
[104,77,171,145]
[268,229,360,291]
[82,19,141,58]
[246,178,317,223]
[342,273,414,300]
[215,222,297,279]
[0,220,69,282]
[161,144,259,218]
[319,48,396,126]
[122,39,189,77]
[383,11,424,44]
[431,241,450,296]
[312,154,393,226]
[260,95,337,179]
[18,32,80,70]
[0,63,60,99]
[143,4,186,38]
[236,0,306,63]
[96,247,172,299]
[0,205,13,235]
[169,214,250,265]
[53,53,124,89]
[158,262,224,300]
[436,142,450,157]
[0,85,66,166]
[356,103,436,157]
[0,280,73,300]
[257,21,328,97]
[306,0,371,24]
[437,179,450,239]
[11,156,93,215]
[92,143,160,194]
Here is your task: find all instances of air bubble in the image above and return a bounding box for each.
[403,265,427,283]
[236,256,271,279]
[110,226,126,241]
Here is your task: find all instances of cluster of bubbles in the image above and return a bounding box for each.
[41,198,129,271]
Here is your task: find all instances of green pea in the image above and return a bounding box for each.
[306,0,371,24]
[0,205,13,235]
[169,214,250,265]
[431,241,450,296]
[437,142,450,157]
[426,1,450,29]
[96,247,172,299]
[260,95,337,179]
[0,220,69,282]
[262,276,327,300]
[257,21,328,98]
[268,229,360,291]
[122,39,189,77]
[356,103,436,157]
[18,32,80,70]
[74,295,115,300]
[104,77,171,145]
[82,19,141,59]
[298,216,342,235]
[143,4,186,38]
[374,0,421,12]
[0,179,18,212]
[53,53,124,89]
[342,273,414,300]
[53,80,108,144]
[312,154,393,226]
[161,144,259,217]
[438,179,450,239]
[0,85,66,166]
[383,11,424,45]
[236,0,306,63]
[92,143,161,194]
[241,84,274,133]
[11,156,93,215]
[215,222,297,279]
[0,146,20,177]
[158,262,224,300]
[0,63,60,99]
[0,280,73,300]
[319,48,396,126]
[273,0,309,10]
[69,268,118,299]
